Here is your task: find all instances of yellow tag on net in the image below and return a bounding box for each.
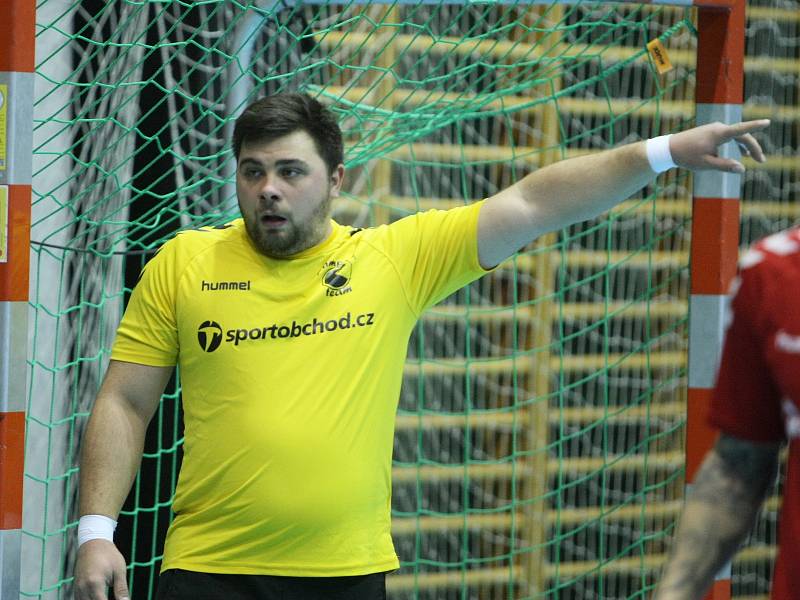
[647,38,673,74]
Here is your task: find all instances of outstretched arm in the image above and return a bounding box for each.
[653,434,781,600]
[477,120,769,269]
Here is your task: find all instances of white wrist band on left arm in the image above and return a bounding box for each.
[78,514,117,547]
[646,134,677,173]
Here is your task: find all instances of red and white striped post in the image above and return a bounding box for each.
[687,1,745,599]
[0,1,34,598]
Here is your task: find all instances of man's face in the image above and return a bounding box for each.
[236,130,344,258]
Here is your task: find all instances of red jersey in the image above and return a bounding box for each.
[710,227,800,600]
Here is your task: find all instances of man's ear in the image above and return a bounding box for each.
[330,164,345,197]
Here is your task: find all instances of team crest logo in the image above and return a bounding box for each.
[321,260,353,297]
[197,320,223,352]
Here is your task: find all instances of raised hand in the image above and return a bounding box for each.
[669,119,770,174]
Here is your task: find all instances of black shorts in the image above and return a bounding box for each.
[155,568,387,600]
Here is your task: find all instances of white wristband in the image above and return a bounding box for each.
[646,134,677,173]
[78,514,117,547]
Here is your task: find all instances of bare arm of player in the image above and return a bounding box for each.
[653,434,781,600]
[74,360,173,600]
[476,120,770,269]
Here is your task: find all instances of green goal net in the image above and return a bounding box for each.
[24,1,786,599]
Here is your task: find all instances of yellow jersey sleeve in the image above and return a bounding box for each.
[111,240,180,366]
[381,200,492,314]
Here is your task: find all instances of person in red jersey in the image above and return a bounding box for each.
[655,228,800,600]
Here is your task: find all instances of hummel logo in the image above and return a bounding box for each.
[201,280,251,292]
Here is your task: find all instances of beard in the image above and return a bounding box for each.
[242,190,333,258]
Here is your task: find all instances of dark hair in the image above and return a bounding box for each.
[232,92,344,174]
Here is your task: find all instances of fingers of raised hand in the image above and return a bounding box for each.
[724,118,771,140]
[734,132,766,163]
[720,119,769,159]
[702,153,745,174]
[673,120,769,172]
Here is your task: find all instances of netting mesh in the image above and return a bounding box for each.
[23,1,797,599]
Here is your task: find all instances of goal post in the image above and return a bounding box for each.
[687,2,746,599]
[7,0,769,598]
[0,1,34,600]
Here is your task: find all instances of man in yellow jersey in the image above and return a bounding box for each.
[73,92,769,600]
